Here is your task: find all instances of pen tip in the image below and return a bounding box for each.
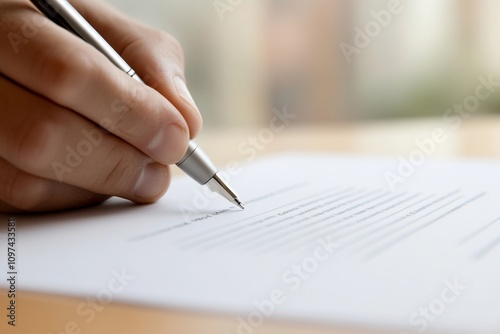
[235,199,245,210]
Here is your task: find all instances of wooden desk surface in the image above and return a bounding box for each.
[2,116,500,334]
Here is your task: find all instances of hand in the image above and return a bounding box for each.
[0,0,202,213]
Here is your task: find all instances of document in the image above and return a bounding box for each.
[2,154,500,333]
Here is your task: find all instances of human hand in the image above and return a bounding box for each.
[0,0,202,213]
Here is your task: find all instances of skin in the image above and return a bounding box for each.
[0,0,203,213]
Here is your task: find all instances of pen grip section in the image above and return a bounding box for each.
[176,142,217,185]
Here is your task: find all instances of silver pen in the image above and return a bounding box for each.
[30,0,244,209]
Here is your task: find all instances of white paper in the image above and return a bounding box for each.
[1,154,500,333]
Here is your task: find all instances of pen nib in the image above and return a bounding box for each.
[235,199,245,210]
[206,173,245,210]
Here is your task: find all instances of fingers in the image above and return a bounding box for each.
[0,2,190,165]
[71,0,203,138]
[0,158,109,213]
[0,0,201,213]
[0,75,171,204]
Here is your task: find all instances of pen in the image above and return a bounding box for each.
[29,0,244,209]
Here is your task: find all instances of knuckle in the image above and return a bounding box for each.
[171,44,185,64]
[93,143,139,194]
[2,169,47,212]
[156,30,184,63]
[32,46,95,105]
[111,88,162,140]
[167,34,184,56]
[106,101,132,136]
[110,98,147,140]
[14,115,62,171]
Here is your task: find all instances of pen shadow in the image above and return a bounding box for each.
[12,199,143,228]
[12,199,242,229]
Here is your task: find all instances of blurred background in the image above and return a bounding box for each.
[102,0,500,129]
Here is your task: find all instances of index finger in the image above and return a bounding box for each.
[72,0,203,138]
[0,1,189,165]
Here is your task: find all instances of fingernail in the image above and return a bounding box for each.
[174,76,198,110]
[134,163,168,200]
[147,123,187,164]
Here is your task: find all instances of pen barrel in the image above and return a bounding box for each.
[176,141,217,185]
[40,0,135,75]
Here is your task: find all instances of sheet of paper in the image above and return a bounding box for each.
[1,154,500,333]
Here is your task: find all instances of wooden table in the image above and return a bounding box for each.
[2,116,500,334]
